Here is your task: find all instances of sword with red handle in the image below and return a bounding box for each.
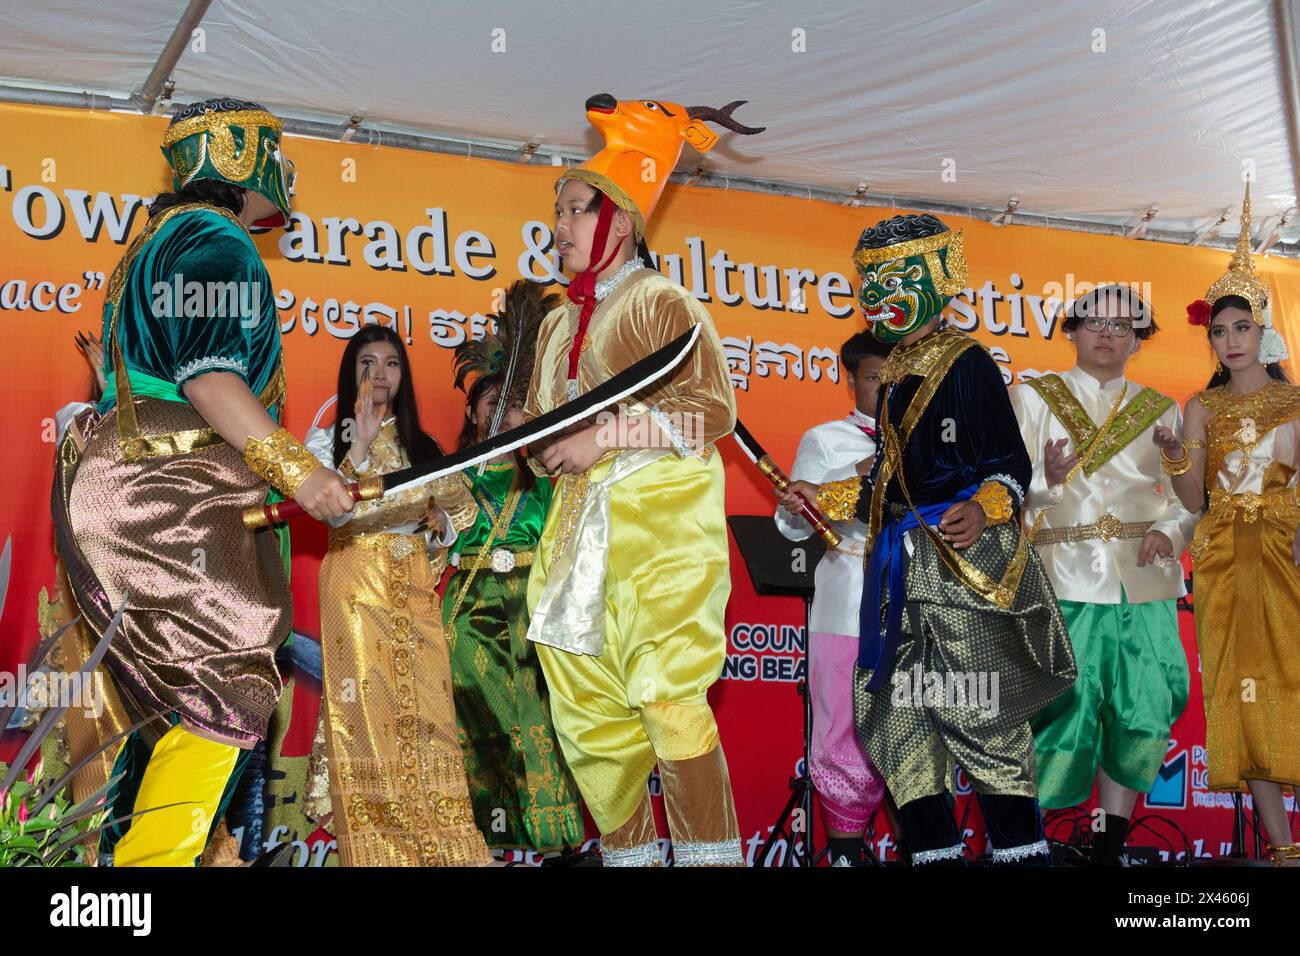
[243,323,702,529]
[731,419,842,549]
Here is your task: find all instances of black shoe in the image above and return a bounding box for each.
[540,844,602,867]
[247,843,294,867]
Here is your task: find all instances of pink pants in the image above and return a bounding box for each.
[810,632,886,833]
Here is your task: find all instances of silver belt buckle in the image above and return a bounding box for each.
[490,548,516,572]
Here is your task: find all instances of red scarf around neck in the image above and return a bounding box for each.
[566,195,624,382]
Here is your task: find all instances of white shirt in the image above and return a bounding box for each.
[1010,365,1198,604]
[304,419,457,549]
[774,408,876,637]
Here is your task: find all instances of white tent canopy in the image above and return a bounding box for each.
[4,0,1300,253]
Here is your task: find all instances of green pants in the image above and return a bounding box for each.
[444,565,582,854]
[1030,591,1188,808]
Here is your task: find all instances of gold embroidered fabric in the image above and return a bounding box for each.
[244,427,320,498]
[522,270,737,457]
[315,422,490,866]
[872,329,1029,609]
[1031,514,1154,546]
[973,480,1013,526]
[1011,367,1198,604]
[816,477,862,523]
[1026,374,1172,477]
[1190,380,1300,791]
[327,422,470,545]
[878,327,969,385]
[318,532,490,866]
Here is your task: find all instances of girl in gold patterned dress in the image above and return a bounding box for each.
[304,325,490,866]
[1155,187,1300,863]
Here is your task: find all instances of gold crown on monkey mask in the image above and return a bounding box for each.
[558,94,764,238]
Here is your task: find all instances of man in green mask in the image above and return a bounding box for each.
[790,213,1075,865]
[53,97,354,866]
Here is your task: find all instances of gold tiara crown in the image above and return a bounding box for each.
[1205,182,1270,323]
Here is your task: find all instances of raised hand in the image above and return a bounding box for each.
[75,331,107,392]
[350,367,384,461]
[1152,425,1185,459]
[1044,438,1077,487]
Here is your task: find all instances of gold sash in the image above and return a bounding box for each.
[871,329,1029,610]
[1026,374,1171,476]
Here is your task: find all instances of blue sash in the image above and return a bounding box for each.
[858,483,978,691]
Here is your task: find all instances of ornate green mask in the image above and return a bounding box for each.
[160,98,295,228]
[853,215,967,343]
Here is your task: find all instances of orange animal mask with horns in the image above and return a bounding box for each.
[559,93,765,238]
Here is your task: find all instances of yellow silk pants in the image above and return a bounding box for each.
[530,451,741,862]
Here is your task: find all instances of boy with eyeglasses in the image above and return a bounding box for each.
[1010,284,1198,865]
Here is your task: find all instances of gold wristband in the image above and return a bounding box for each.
[340,451,366,481]
[1160,447,1192,476]
[244,427,322,497]
[815,477,862,523]
[972,480,1013,526]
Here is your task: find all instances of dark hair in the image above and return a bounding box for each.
[148,179,246,219]
[1062,284,1159,340]
[332,325,443,468]
[455,374,535,491]
[840,330,892,374]
[1204,295,1290,388]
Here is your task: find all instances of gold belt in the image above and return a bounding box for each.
[834,540,867,559]
[1208,487,1300,524]
[457,549,535,572]
[1031,513,1153,546]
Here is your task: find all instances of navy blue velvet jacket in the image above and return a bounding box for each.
[855,342,1031,520]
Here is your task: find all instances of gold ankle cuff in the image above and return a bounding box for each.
[1270,842,1300,865]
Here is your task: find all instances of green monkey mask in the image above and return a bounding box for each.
[853,214,968,343]
[160,97,296,228]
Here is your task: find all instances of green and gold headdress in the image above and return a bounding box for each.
[853,214,967,343]
[160,97,295,228]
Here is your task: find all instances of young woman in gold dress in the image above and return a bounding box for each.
[304,325,490,866]
[1155,187,1300,863]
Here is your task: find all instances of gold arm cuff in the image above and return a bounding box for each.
[1183,438,1206,450]
[1160,447,1193,476]
[972,480,1013,527]
[816,478,862,523]
[244,427,322,498]
[1031,514,1154,546]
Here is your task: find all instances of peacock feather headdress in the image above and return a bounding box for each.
[452,280,560,436]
